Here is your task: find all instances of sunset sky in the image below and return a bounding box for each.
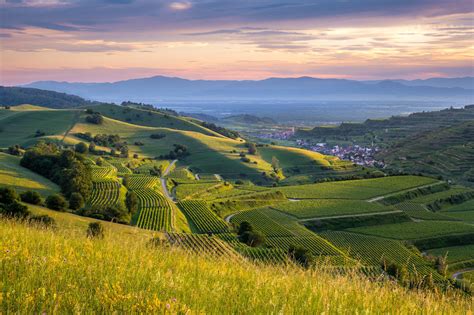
[1,0,473,85]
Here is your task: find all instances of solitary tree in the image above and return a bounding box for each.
[271,156,280,172]
[20,190,42,205]
[45,194,68,211]
[75,142,88,154]
[248,143,257,155]
[87,222,105,239]
[238,221,253,235]
[125,191,138,214]
[288,245,313,268]
[69,192,84,210]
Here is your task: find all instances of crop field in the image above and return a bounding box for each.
[276,176,437,199]
[347,221,474,240]
[166,233,240,259]
[272,199,391,219]
[409,186,474,204]
[441,210,474,222]
[175,182,222,200]
[234,246,288,264]
[109,161,132,174]
[168,167,195,180]
[426,244,474,264]
[209,191,286,217]
[0,153,59,196]
[178,200,229,233]
[134,160,170,175]
[230,208,347,259]
[90,166,117,181]
[136,205,172,231]
[441,199,474,212]
[394,202,458,221]
[126,175,159,190]
[320,231,439,277]
[88,180,122,207]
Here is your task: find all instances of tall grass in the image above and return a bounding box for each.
[1,220,471,314]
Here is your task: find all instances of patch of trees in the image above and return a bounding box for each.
[7,144,22,156]
[201,122,240,139]
[85,113,104,125]
[78,203,130,224]
[20,142,92,200]
[121,101,178,116]
[237,221,266,247]
[150,133,166,139]
[34,130,46,137]
[288,245,313,268]
[0,86,95,109]
[246,143,257,155]
[160,144,190,160]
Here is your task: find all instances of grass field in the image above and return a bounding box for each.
[348,221,474,240]
[272,199,391,219]
[277,176,437,199]
[0,108,78,147]
[0,153,59,196]
[2,219,470,313]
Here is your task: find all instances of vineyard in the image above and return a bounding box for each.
[272,199,390,219]
[90,166,117,181]
[88,180,123,207]
[277,176,437,199]
[426,244,474,264]
[126,175,160,190]
[320,231,440,279]
[347,220,474,240]
[178,200,229,233]
[175,181,223,200]
[109,161,132,175]
[234,246,288,264]
[166,233,240,259]
[394,202,457,221]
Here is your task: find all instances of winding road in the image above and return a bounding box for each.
[451,268,474,280]
[160,159,177,202]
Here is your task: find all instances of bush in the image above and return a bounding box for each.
[0,187,19,204]
[87,222,105,239]
[239,230,265,247]
[20,190,43,205]
[288,245,313,268]
[86,114,104,125]
[29,214,56,228]
[75,142,88,154]
[125,191,138,215]
[69,192,84,210]
[46,194,68,211]
[238,221,253,235]
[0,200,30,219]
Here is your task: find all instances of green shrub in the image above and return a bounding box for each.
[46,194,68,211]
[87,222,105,239]
[0,200,30,219]
[240,230,266,247]
[20,190,43,205]
[0,187,19,204]
[75,142,88,154]
[288,245,313,268]
[69,192,84,210]
[29,214,56,228]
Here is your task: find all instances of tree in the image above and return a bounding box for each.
[87,222,105,239]
[7,144,22,156]
[120,146,129,158]
[288,245,313,268]
[75,142,88,154]
[238,221,253,235]
[85,113,104,124]
[248,143,257,155]
[240,230,266,247]
[271,156,280,172]
[0,187,19,204]
[20,190,42,205]
[89,142,96,152]
[125,191,138,214]
[0,200,30,219]
[46,194,68,211]
[69,192,84,210]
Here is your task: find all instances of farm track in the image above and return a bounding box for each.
[451,268,474,280]
[61,110,81,144]
[297,210,404,222]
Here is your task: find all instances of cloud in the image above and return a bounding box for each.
[169,1,191,11]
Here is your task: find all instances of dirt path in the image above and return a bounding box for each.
[451,268,474,280]
[160,160,177,201]
[297,210,403,222]
[366,181,445,203]
[163,159,177,177]
[61,110,81,144]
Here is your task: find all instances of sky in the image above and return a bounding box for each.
[0,0,473,85]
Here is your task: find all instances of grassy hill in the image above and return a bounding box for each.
[0,86,98,108]
[1,216,471,313]
[377,121,474,186]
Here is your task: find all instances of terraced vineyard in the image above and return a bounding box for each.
[109,161,132,175]
[347,221,474,240]
[231,208,347,260]
[394,202,457,221]
[166,233,240,259]
[320,231,441,279]
[272,199,391,219]
[175,182,222,200]
[88,180,122,207]
[426,244,474,264]
[90,166,117,181]
[178,200,229,233]
[126,175,160,190]
[277,176,437,199]
[234,246,288,264]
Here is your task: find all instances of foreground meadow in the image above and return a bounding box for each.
[1,219,471,314]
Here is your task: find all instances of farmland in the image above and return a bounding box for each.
[178,200,229,233]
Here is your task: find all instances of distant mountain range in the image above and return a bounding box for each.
[22,76,474,103]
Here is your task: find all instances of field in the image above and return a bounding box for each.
[395,202,458,221]
[0,153,59,196]
[276,176,437,199]
[88,180,124,207]
[347,221,474,240]
[272,199,391,219]
[2,219,470,313]
[426,244,474,264]
[178,200,228,233]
